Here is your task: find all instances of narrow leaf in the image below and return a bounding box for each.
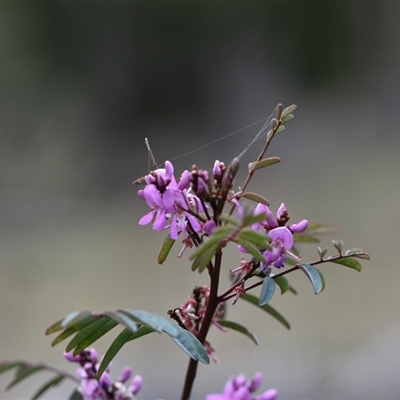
[294,233,320,243]
[234,238,266,263]
[170,328,209,364]
[241,192,270,206]
[300,263,324,294]
[191,243,218,273]
[66,316,110,352]
[104,311,138,334]
[274,276,289,294]
[118,310,179,337]
[31,375,65,400]
[240,293,290,329]
[345,248,370,260]
[249,157,280,172]
[6,365,45,390]
[239,229,270,249]
[0,361,25,375]
[281,113,294,124]
[330,257,362,272]
[158,236,175,264]
[281,104,297,118]
[51,316,98,346]
[73,319,118,355]
[97,326,154,378]
[217,320,259,345]
[259,277,276,306]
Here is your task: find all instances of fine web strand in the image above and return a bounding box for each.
[138,105,277,178]
[164,105,277,165]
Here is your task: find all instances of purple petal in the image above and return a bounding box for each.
[164,160,174,180]
[129,374,143,395]
[153,210,167,231]
[162,188,177,212]
[138,210,155,226]
[186,213,201,233]
[177,170,191,190]
[289,219,308,233]
[277,203,286,219]
[118,366,132,383]
[256,388,278,400]
[269,227,293,249]
[204,220,216,236]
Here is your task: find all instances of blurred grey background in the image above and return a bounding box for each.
[1,3,399,400]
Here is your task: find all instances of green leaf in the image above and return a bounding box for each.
[294,233,320,243]
[240,293,290,330]
[281,114,294,124]
[158,236,175,264]
[97,326,154,378]
[281,104,297,118]
[300,263,325,294]
[239,229,270,249]
[46,310,92,334]
[170,328,209,364]
[248,157,280,172]
[191,242,219,273]
[275,125,285,134]
[243,212,268,226]
[65,316,110,353]
[274,276,289,294]
[31,375,65,400]
[259,277,276,306]
[288,285,298,295]
[73,319,118,355]
[117,310,179,337]
[6,365,45,390]
[330,257,362,272]
[0,361,25,375]
[68,389,83,400]
[51,316,98,346]
[345,248,370,260]
[104,311,138,334]
[234,238,266,263]
[241,192,270,206]
[216,320,259,345]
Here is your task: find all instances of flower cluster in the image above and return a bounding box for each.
[64,348,142,400]
[206,372,278,400]
[238,203,308,271]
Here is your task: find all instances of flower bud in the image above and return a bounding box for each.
[289,219,308,233]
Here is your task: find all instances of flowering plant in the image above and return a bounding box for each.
[0,104,369,400]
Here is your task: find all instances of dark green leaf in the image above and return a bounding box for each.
[170,328,209,364]
[31,375,65,400]
[216,320,259,345]
[104,311,138,334]
[234,238,266,263]
[300,263,324,294]
[240,293,290,329]
[117,310,179,337]
[191,243,218,273]
[243,212,268,226]
[294,233,320,243]
[281,104,297,118]
[97,326,154,378]
[73,319,118,355]
[158,236,175,264]
[274,276,289,294]
[330,257,362,272]
[0,361,25,375]
[6,365,45,390]
[51,316,98,346]
[68,389,83,400]
[248,157,280,172]
[239,229,270,249]
[259,277,276,306]
[65,316,110,353]
[241,192,270,206]
[46,310,92,335]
